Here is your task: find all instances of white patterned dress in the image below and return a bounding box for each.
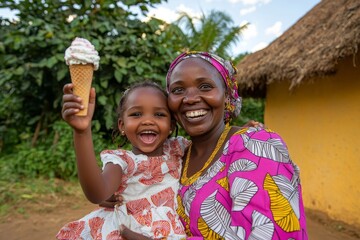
[56,137,189,240]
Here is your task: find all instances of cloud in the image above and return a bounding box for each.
[145,4,201,23]
[252,42,268,52]
[234,21,257,53]
[240,21,258,40]
[240,6,256,16]
[177,4,202,18]
[233,40,249,54]
[229,0,271,5]
[265,21,283,37]
[0,8,18,20]
[145,7,179,23]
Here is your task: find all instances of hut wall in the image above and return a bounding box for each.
[264,54,360,226]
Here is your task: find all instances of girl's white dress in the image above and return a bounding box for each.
[56,137,189,240]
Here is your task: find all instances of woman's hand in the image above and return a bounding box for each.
[98,193,123,208]
[242,120,265,128]
[61,83,96,132]
[98,195,152,239]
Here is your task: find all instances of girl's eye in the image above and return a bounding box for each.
[129,112,142,117]
[155,112,167,117]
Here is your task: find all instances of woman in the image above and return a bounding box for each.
[122,51,308,239]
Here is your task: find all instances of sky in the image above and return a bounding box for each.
[0,0,321,55]
[146,0,321,55]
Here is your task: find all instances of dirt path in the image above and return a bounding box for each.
[0,193,359,239]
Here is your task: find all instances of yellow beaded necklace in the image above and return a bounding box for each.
[181,124,231,186]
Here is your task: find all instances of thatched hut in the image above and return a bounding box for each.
[236,0,360,227]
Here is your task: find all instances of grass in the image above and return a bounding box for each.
[0,177,84,218]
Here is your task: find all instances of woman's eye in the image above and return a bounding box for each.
[199,84,213,90]
[171,87,184,94]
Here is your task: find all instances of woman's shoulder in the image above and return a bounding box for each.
[227,126,291,163]
[231,126,285,143]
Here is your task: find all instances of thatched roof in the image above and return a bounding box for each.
[236,0,360,92]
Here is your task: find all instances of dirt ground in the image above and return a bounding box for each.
[0,191,359,240]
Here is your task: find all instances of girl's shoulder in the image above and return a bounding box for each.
[100,148,129,157]
[166,136,191,146]
[165,136,191,157]
[100,148,138,164]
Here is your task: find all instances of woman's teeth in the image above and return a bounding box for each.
[186,110,207,118]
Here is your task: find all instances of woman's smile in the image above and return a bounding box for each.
[185,109,208,118]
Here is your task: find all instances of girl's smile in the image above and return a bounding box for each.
[119,87,172,156]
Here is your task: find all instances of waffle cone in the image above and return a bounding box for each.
[69,64,94,116]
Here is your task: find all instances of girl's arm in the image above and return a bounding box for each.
[73,128,122,204]
[62,83,122,204]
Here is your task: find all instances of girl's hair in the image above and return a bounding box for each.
[116,81,168,120]
[112,80,176,147]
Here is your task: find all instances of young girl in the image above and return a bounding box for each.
[56,81,187,240]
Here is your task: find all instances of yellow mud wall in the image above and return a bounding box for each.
[264,55,360,227]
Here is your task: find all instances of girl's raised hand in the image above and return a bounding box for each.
[61,83,96,132]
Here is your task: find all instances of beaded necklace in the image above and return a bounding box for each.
[181,124,231,185]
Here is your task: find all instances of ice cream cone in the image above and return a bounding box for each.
[69,64,94,116]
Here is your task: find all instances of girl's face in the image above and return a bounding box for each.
[118,87,173,156]
[167,58,226,137]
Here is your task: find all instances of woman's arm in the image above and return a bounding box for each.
[227,128,307,238]
[120,225,152,240]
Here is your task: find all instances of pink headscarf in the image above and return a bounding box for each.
[166,51,242,123]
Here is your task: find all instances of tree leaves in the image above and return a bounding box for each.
[0,0,180,153]
[174,9,248,62]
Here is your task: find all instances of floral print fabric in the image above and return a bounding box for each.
[177,127,308,239]
[56,137,189,240]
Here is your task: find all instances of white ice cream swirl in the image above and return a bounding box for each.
[64,37,100,70]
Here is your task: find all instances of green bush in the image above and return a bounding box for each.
[235,97,265,126]
[0,120,112,181]
[0,0,182,154]
[0,1,265,182]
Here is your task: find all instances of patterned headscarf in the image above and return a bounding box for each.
[166,51,242,123]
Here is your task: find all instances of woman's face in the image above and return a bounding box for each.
[167,58,226,137]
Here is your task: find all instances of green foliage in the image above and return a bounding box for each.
[233,97,265,126]
[0,0,180,154]
[0,120,111,181]
[174,10,248,61]
[0,1,265,182]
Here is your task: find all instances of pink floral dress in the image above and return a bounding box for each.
[56,137,189,240]
[177,127,308,239]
